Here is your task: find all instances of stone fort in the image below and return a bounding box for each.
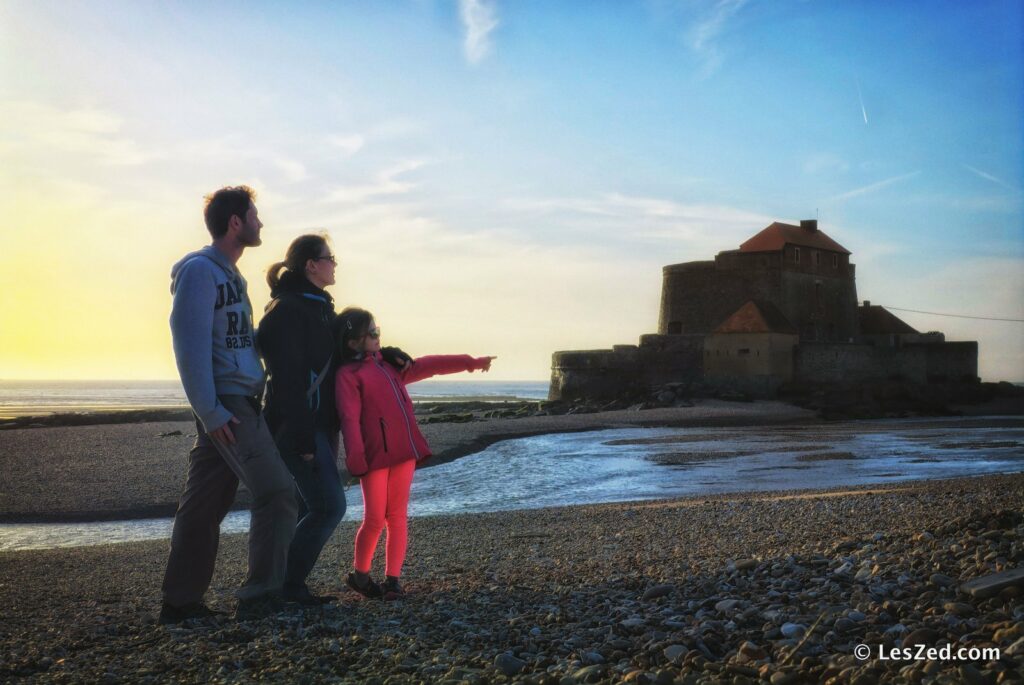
[549,220,978,400]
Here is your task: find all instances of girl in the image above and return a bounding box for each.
[334,307,495,599]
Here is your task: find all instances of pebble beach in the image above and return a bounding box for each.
[1,473,1022,684]
[1,401,1023,684]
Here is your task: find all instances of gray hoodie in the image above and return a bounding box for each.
[169,245,265,432]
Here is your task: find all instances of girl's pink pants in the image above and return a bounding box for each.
[354,459,416,577]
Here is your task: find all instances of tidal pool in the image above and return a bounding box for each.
[2,417,1021,551]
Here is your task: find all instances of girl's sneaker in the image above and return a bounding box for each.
[345,572,383,599]
[382,576,404,600]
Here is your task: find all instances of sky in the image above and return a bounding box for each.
[0,0,1022,382]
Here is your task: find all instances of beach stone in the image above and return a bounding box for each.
[621,618,647,632]
[653,670,674,685]
[943,602,974,617]
[958,664,989,685]
[738,641,766,661]
[715,599,742,613]
[902,628,940,647]
[1005,637,1024,656]
[735,559,758,572]
[781,623,806,638]
[663,645,688,664]
[847,611,866,622]
[642,584,674,600]
[929,573,955,587]
[833,618,856,633]
[770,672,800,685]
[572,665,606,683]
[494,653,526,677]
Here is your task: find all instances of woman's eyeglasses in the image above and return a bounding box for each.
[315,254,337,265]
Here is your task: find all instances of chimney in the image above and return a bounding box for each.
[800,219,818,232]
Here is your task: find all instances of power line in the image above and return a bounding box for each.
[879,305,1024,323]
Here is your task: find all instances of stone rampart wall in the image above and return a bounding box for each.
[795,342,978,384]
[549,335,704,401]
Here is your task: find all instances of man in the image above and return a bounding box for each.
[160,185,298,624]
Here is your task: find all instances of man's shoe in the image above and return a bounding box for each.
[382,576,404,601]
[282,584,336,606]
[345,572,383,599]
[158,601,226,625]
[235,594,288,620]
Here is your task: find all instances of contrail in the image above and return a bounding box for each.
[856,78,868,124]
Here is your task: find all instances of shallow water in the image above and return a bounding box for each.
[1,417,1021,551]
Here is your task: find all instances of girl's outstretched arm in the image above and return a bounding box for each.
[401,355,496,385]
[335,369,369,476]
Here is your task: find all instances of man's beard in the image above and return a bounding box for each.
[239,222,262,247]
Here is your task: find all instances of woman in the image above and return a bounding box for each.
[334,307,495,599]
[257,234,345,605]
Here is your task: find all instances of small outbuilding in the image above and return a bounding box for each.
[703,300,799,394]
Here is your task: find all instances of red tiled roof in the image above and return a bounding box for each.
[739,222,850,254]
[859,305,918,335]
[713,301,798,335]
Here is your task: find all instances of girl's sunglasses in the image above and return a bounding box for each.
[364,327,381,340]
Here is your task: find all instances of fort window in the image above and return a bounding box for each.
[794,247,801,264]
[832,254,838,269]
[813,251,820,266]
[737,348,751,356]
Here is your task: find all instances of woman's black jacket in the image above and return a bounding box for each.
[257,271,337,457]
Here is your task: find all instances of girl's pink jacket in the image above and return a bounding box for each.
[335,353,490,476]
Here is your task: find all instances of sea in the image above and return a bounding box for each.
[0,379,550,419]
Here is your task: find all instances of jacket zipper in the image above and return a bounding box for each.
[379,418,389,453]
[372,359,420,459]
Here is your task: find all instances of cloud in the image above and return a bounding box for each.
[270,199,667,377]
[686,0,749,78]
[459,0,499,65]
[327,134,365,157]
[964,165,1019,192]
[274,158,308,183]
[504,192,775,258]
[323,159,427,204]
[828,171,921,202]
[0,100,150,165]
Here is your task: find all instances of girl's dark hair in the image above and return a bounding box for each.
[266,233,331,290]
[334,307,374,363]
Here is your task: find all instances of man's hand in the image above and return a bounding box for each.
[209,416,241,445]
[381,346,413,369]
[475,356,497,372]
[300,453,314,462]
